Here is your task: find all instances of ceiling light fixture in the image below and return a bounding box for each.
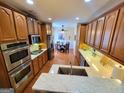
[76,17,79,20]
[48,18,52,21]
[84,0,91,3]
[26,0,34,5]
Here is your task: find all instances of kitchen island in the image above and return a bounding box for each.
[32,65,124,93]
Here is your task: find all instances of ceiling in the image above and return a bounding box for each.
[0,0,123,26]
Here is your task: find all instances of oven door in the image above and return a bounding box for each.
[3,46,30,71]
[9,60,33,89]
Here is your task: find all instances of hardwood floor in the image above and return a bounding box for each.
[23,49,79,93]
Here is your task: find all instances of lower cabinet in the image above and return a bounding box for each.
[32,50,48,76]
[0,52,11,88]
[32,58,40,76]
[38,55,43,69]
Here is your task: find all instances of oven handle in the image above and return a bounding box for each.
[3,45,30,54]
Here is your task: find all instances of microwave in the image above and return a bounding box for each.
[28,35,41,44]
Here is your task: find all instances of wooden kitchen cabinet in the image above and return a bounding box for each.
[86,23,92,45]
[90,21,97,46]
[85,25,89,43]
[32,58,39,75]
[38,55,43,69]
[33,20,39,34]
[79,25,86,44]
[38,23,42,41]
[44,50,48,63]
[94,17,105,49]
[14,11,28,40]
[110,7,124,64]
[100,10,119,53]
[41,24,47,43]
[0,6,17,42]
[0,51,11,88]
[27,17,34,35]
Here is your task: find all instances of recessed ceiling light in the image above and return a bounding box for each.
[26,0,34,5]
[48,18,52,21]
[84,0,91,2]
[76,17,79,20]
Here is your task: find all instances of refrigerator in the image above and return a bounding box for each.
[47,35,54,60]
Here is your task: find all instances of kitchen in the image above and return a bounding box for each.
[0,0,124,93]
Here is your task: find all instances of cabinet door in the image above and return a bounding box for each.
[27,17,34,35]
[110,7,124,63]
[0,52,11,88]
[38,55,43,69]
[100,10,119,53]
[94,17,105,49]
[85,25,89,43]
[86,23,92,44]
[79,25,86,44]
[0,6,17,42]
[32,58,39,75]
[33,20,39,34]
[14,12,28,40]
[90,21,97,46]
[45,51,48,63]
[38,24,42,41]
[41,24,47,43]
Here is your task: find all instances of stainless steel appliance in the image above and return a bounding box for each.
[1,41,33,93]
[9,60,33,92]
[1,41,31,71]
[47,35,54,60]
[28,34,41,44]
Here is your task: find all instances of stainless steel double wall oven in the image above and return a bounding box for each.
[1,41,33,92]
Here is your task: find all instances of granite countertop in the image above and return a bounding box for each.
[31,48,47,60]
[79,49,113,78]
[32,73,123,93]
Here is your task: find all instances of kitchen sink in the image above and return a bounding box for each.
[58,67,88,76]
[31,50,43,55]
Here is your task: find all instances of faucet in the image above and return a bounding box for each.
[70,62,72,75]
[92,49,96,57]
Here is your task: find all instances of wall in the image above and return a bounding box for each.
[52,25,77,51]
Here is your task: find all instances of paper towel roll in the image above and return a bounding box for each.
[111,65,124,81]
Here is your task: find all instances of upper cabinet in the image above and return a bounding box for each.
[27,17,34,35]
[41,24,47,43]
[33,20,39,34]
[14,11,28,40]
[89,21,97,46]
[86,23,92,44]
[0,6,17,42]
[79,25,86,44]
[38,23,42,41]
[94,17,105,49]
[100,10,119,53]
[110,7,124,63]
